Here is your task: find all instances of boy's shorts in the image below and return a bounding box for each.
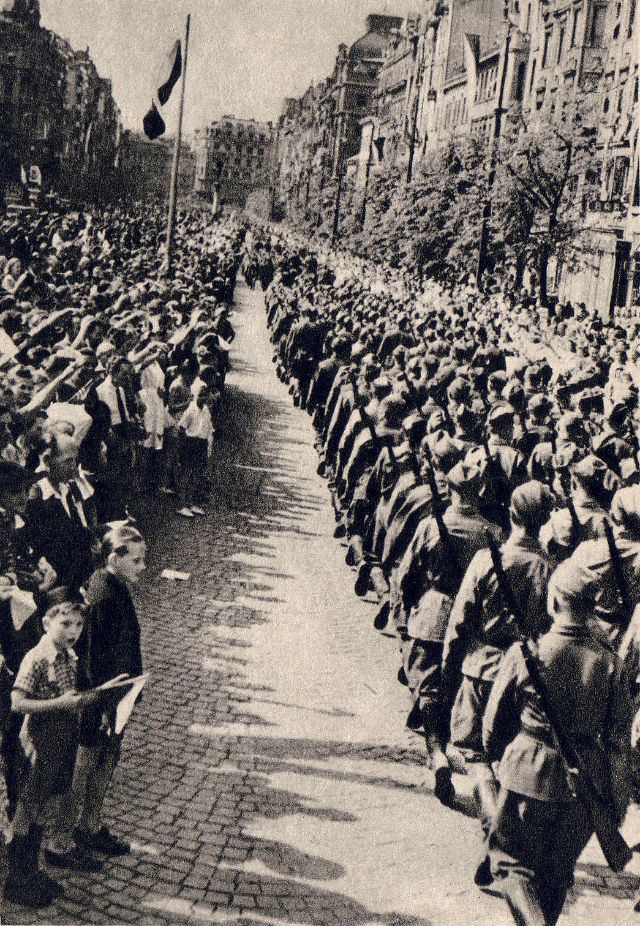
[19,713,78,820]
[181,435,208,470]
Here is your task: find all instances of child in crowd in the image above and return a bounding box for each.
[72,523,146,858]
[176,388,214,518]
[159,382,190,497]
[6,601,102,907]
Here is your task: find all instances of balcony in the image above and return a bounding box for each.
[586,196,627,214]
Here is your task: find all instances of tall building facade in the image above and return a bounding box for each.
[325,14,404,173]
[274,82,333,219]
[272,12,404,213]
[55,40,121,200]
[0,0,66,198]
[358,13,423,177]
[512,0,639,312]
[193,116,273,207]
[0,0,122,205]
[273,0,638,315]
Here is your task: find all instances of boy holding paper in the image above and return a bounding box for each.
[72,523,147,857]
[6,600,123,906]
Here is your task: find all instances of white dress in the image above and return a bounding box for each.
[139,362,166,450]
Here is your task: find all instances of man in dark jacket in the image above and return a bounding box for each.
[22,430,96,594]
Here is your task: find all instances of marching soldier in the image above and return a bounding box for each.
[441,480,554,884]
[397,455,502,804]
[592,400,635,477]
[562,485,640,646]
[483,561,633,925]
[541,454,618,562]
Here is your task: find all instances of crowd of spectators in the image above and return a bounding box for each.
[0,202,244,907]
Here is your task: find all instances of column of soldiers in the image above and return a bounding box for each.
[247,231,640,926]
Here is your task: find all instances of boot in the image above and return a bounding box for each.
[474,851,493,888]
[502,877,548,926]
[4,835,55,908]
[472,768,499,886]
[354,562,371,597]
[374,599,391,631]
[426,732,454,806]
[27,826,63,898]
[475,775,499,835]
[540,882,569,926]
[406,699,424,730]
[333,521,347,539]
[345,536,364,567]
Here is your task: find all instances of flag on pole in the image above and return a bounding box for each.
[143,39,182,140]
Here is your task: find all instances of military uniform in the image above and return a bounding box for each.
[398,457,501,800]
[439,481,553,882]
[483,563,633,925]
[442,535,551,761]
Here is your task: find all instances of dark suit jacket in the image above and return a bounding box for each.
[23,484,95,592]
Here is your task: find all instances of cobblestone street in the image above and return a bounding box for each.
[7,283,640,926]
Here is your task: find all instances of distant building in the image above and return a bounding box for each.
[54,39,121,200]
[422,0,517,148]
[175,138,196,197]
[193,116,273,207]
[518,0,639,314]
[0,0,122,205]
[272,12,403,215]
[117,131,173,200]
[274,81,333,218]
[325,14,404,173]
[0,0,66,200]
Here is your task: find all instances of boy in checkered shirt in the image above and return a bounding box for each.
[5,601,102,908]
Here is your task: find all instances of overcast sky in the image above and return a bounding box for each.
[40,1,410,136]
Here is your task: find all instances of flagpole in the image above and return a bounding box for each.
[165,13,191,274]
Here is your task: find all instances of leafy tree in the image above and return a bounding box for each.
[273,96,599,303]
[493,99,599,305]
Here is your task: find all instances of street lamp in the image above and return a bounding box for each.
[406,32,423,184]
[359,127,374,226]
[476,7,517,286]
[331,160,346,248]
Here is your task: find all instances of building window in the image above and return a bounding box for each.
[629,0,636,36]
[542,30,551,66]
[515,60,527,99]
[589,2,607,45]
[529,58,537,91]
[557,25,565,62]
[570,7,580,45]
[612,156,629,197]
